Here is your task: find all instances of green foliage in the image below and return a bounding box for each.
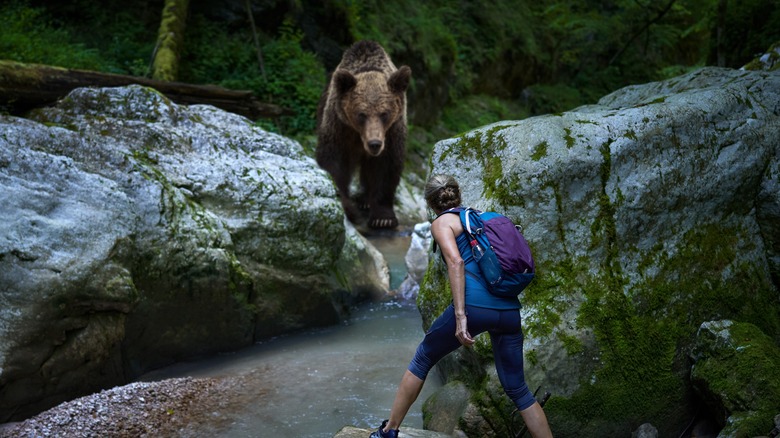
[0,0,155,75]
[347,0,536,99]
[2,0,779,152]
[0,1,105,70]
[256,22,327,135]
[348,0,458,82]
[524,84,585,116]
[179,15,326,138]
[715,0,780,68]
[178,14,253,86]
[438,95,529,135]
[407,95,528,176]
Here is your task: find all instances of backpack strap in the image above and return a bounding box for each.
[431,207,464,254]
[460,207,487,242]
[461,207,479,238]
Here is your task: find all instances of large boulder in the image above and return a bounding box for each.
[419,67,780,436]
[0,85,388,421]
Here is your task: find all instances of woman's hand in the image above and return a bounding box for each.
[455,314,475,346]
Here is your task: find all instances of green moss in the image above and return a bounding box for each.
[692,321,780,436]
[564,128,575,148]
[590,139,619,273]
[531,140,548,161]
[417,258,453,330]
[443,124,527,209]
[521,258,582,339]
[482,155,504,202]
[546,180,568,252]
[526,349,539,367]
[544,266,688,435]
[449,131,482,161]
[557,331,584,355]
[543,220,780,437]
[227,252,255,313]
[130,148,217,236]
[331,264,350,291]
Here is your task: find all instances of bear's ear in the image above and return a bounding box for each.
[388,66,411,94]
[334,70,357,95]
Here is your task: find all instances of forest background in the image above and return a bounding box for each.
[2,0,779,178]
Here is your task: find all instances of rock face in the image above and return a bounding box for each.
[0,85,391,422]
[690,320,780,436]
[419,67,780,436]
[395,222,432,300]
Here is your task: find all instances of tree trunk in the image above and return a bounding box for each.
[0,60,291,119]
[244,0,267,81]
[716,0,728,67]
[151,0,190,82]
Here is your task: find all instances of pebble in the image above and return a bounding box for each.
[0,376,243,438]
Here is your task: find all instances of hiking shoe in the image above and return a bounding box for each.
[369,420,399,438]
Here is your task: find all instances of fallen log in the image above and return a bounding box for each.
[0,60,292,120]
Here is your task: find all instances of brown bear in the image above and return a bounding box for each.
[315,40,411,229]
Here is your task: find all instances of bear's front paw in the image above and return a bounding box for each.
[368,216,398,229]
[351,193,370,212]
[340,199,362,223]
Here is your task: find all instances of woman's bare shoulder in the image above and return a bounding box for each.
[432,212,463,235]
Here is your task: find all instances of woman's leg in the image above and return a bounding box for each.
[383,370,424,430]
[491,310,552,438]
[518,402,552,438]
[382,305,463,432]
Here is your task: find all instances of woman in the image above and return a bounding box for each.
[370,174,552,438]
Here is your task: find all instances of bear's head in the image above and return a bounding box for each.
[333,65,411,156]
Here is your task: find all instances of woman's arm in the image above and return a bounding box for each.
[431,214,474,346]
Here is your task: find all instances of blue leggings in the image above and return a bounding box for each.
[408,304,537,411]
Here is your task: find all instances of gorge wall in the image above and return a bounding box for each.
[419,66,780,437]
[0,85,413,422]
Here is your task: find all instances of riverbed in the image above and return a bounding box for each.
[139,234,441,438]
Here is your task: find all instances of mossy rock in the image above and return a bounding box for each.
[690,320,780,436]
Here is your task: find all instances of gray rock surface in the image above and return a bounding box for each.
[395,222,432,300]
[420,67,780,436]
[421,381,469,435]
[631,423,658,438]
[0,85,390,421]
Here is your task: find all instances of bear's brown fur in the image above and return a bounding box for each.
[315,40,411,229]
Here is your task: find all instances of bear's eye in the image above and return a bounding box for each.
[380,112,389,123]
[357,113,367,124]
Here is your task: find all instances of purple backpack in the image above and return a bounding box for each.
[444,207,535,298]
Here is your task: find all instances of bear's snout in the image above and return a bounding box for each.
[363,117,386,156]
[367,140,384,155]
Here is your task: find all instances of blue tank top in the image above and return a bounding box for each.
[455,232,520,310]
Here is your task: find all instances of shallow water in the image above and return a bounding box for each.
[140,235,441,437]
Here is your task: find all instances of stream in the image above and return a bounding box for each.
[139,234,441,438]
